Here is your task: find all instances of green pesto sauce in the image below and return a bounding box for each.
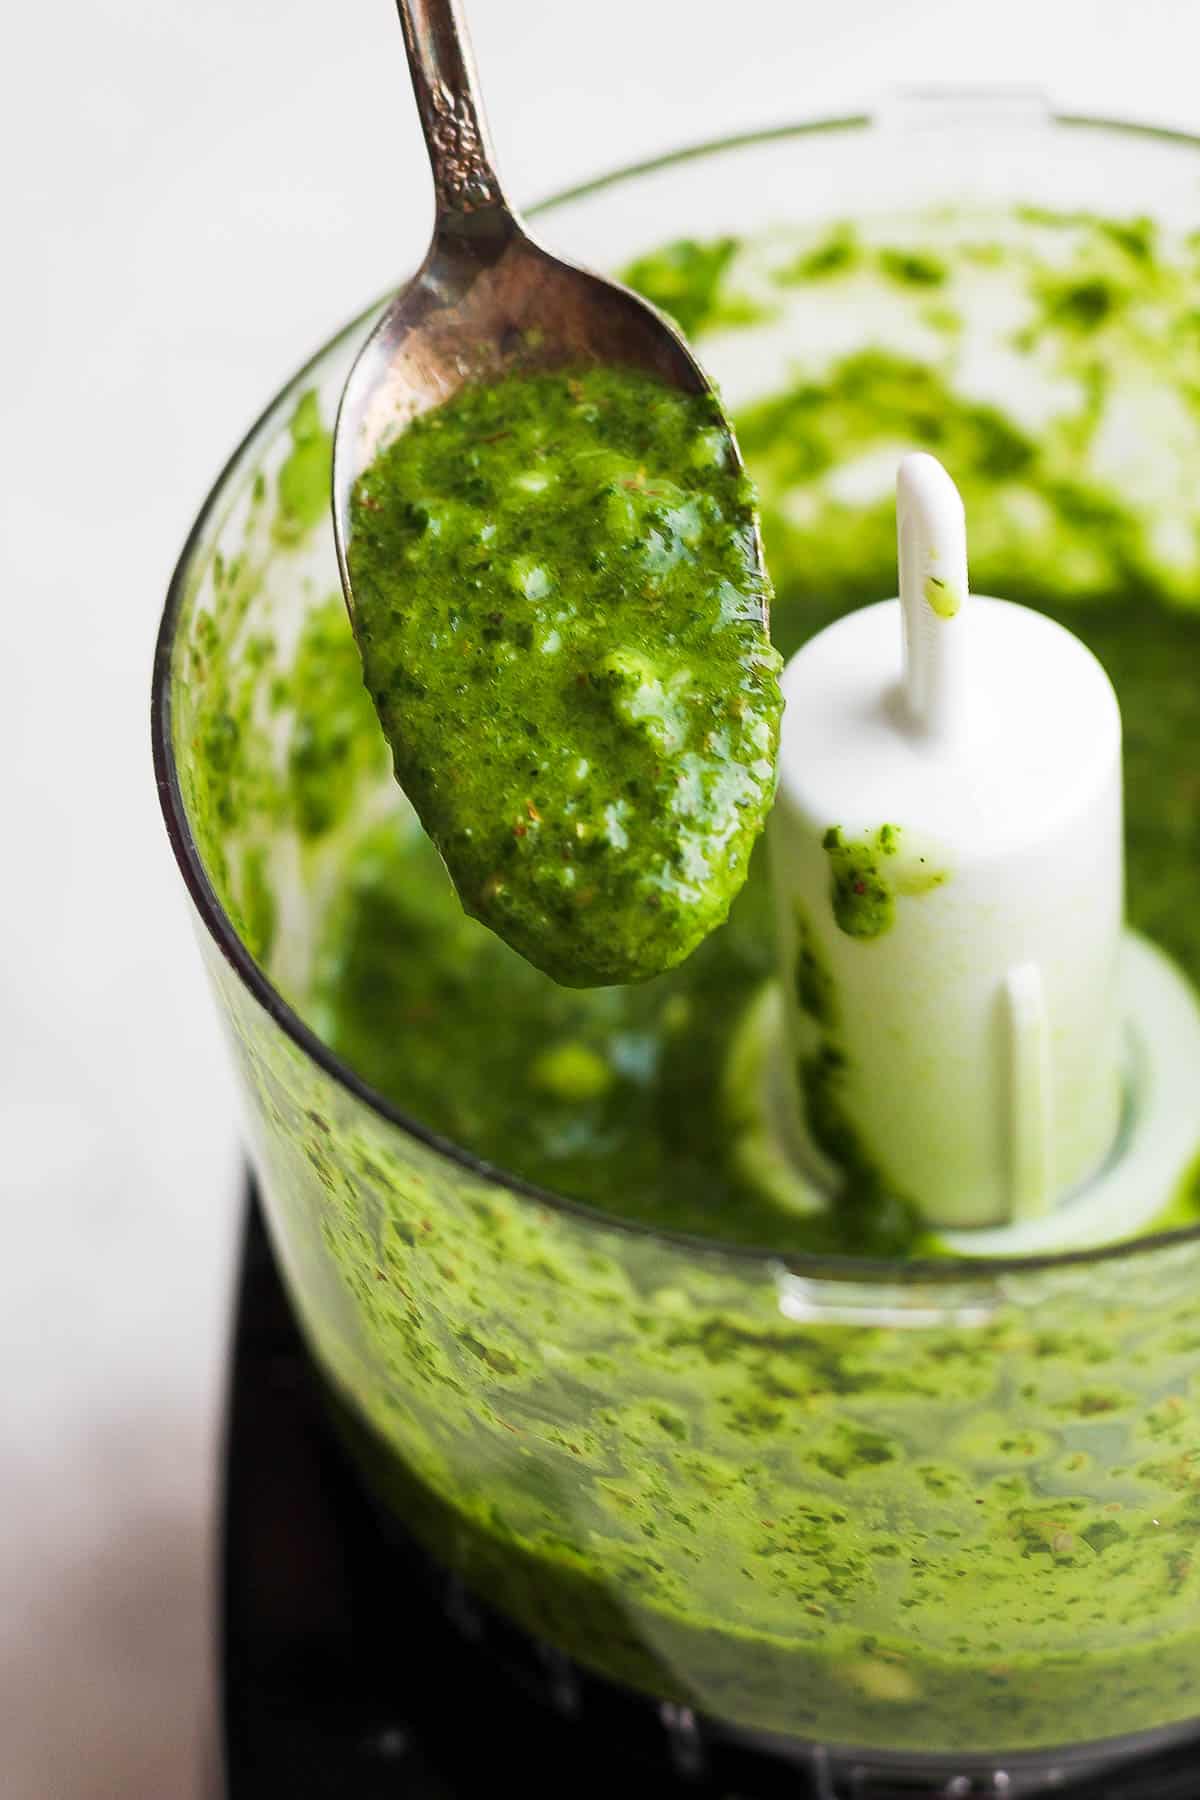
[286,208,1200,1262]
[823,823,899,939]
[274,388,333,545]
[822,824,946,940]
[789,899,921,1252]
[793,902,837,1028]
[176,204,1200,1756]
[346,365,781,987]
[924,572,961,618]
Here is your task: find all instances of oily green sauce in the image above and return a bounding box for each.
[820,823,946,940]
[295,213,1200,1259]
[347,365,781,986]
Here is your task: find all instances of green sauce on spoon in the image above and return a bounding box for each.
[347,364,781,986]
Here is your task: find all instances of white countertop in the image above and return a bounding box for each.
[5,2,1199,1792]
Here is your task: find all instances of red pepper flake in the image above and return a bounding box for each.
[620,471,666,497]
[513,822,527,838]
[853,879,867,894]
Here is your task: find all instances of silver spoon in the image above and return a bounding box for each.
[332,0,766,624]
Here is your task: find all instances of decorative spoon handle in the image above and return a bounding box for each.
[395,0,512,235]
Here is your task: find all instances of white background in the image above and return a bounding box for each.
[5,2,1200,1793]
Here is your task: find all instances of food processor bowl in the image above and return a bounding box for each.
[154,92,1200,1785]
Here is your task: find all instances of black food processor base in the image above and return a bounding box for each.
[217,1189,1200,1799]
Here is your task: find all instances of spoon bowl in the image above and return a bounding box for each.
[332,0,757,626]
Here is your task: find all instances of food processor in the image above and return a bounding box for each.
[154,92,1200,1797]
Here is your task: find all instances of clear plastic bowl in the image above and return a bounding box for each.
[154,93,1200,1780]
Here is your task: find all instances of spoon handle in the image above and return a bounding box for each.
[395,0,513,236]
